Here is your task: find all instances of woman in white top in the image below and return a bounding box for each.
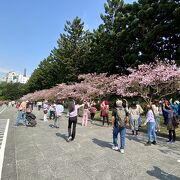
[151,100,161,132]
[67,100,84,142]
[144,105,156,145]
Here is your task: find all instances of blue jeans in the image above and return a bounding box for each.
[15,111,26,126]
[138,116,142,126]
[113,127,126,149]
[148,122,156,142]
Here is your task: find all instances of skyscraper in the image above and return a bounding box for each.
[23,68,26,77]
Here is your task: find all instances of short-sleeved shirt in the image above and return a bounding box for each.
[55,104,64,116]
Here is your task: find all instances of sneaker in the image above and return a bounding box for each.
[112,145,119,151]
[145,142,151,146]
[166,140,171,143]
[171,141,175,144]
[151,141,157,145]
[67,136,72,142]
[120,149,124,154]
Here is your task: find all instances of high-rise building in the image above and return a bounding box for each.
[5,71,29,84]
[18,74,29,84]
[6,71,19,83]
[23,68,26,77]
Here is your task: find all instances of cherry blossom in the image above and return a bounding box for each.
[20,61,180,103]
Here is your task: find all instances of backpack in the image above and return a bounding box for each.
[116,108,127,128]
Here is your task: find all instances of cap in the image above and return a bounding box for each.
[116,99,122,107]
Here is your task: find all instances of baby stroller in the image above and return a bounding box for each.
[26,112,37,127]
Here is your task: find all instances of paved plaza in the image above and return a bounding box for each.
[0,106,180,180]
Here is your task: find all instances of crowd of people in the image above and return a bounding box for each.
[10,97,180,154]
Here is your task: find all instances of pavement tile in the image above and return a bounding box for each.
[1,107,180,180]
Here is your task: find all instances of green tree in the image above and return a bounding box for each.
[26,0,180,93]
[1,82,25,100]
[86,0,133,74]
[136,0,180,63]
[26,55,58,92]
[53,16,90,82]
[27,17,90,92]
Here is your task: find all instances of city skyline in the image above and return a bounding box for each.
[0,69,29,84]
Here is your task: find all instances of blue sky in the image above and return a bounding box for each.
[0,0,135,77]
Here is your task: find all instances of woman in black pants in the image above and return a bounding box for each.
[67,100,84,142]
[162,104,177,143]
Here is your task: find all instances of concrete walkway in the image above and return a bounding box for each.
[1,106,180,180]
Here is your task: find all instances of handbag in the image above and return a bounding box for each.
[172,115,179,127]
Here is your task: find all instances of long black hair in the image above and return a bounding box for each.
[68,100,75,113]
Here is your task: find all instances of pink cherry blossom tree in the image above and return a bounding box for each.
[115,61,180,103]
[20,61,180,104]
[78,73,117,99]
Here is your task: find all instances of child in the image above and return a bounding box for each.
[82,103,89,126]
[49,103,56,120]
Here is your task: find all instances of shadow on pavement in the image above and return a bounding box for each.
[158,148,180,156]
[49,124,54,128]
[91,122,103,127]
[147,166,180,180]
[56,132,67,141]
[126,133,146,145]
[77,122,82,126]
[92,138,112,149]
[126,131,180,156]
